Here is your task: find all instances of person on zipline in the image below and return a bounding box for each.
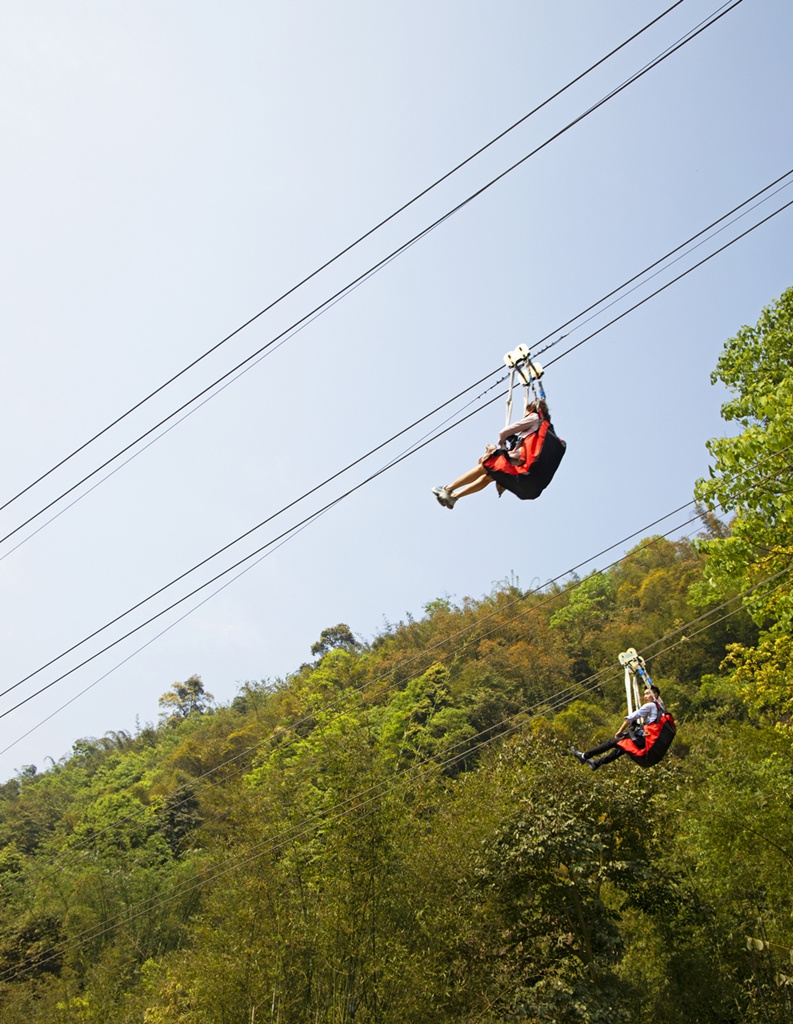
[571,684,675,770]
[432,398,565,508]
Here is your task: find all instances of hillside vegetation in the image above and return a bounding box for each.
[0,289,791,1023]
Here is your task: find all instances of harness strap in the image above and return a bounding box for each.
[505,368,516,428]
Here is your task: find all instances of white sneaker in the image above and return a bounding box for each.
[431,486,455,509]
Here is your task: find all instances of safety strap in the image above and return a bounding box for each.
[505,367,516,428]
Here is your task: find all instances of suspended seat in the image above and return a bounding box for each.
[615,648,676,767]
[482,408,566,499]
[481,345,566,500]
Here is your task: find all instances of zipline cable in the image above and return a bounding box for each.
[530,168,793,355]
[0,0,743,550]
[5,161,791,569]
[9,443,792,880]
[3,344,791,730]
[0,0,691,521]
[3,184,790,718]
[0,230,429,564]
[541,195,793,366]
[0,390,526,716]
[5,154,790,567]
[4,564,784,984]
[0,373,504,704]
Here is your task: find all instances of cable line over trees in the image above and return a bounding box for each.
[0,193,791,734]
[3,438,791,886]
[0,0,744,552]
[1,491,754,872]
[0,488,753,900]
[3,179,791,714]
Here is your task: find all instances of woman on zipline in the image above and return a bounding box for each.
[432,398,565,508]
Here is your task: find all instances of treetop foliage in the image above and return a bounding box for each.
[310,622,361,658]
[157,675,214,723]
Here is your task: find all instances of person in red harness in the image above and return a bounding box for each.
[432,399,565,508]
[571,684,676,770]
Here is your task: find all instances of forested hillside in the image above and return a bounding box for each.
[0,291,791,1022]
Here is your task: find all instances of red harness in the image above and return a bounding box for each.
[483,418,551,477]
[481,412,566,500]
[616,700,676,767]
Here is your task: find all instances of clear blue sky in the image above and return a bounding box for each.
[0,0,791,779]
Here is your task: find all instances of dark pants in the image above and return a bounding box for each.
[584,732,644,768]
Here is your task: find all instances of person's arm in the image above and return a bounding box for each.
[615,702,655,737]
[498,412,539,445]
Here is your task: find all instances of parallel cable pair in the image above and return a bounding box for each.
[10,160,790,568]
[0,0,745,552]
[6,159,792,570]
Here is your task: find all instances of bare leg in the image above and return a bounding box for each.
[453,475,494,499]
[446,464,494,500]
[447,464,487,491]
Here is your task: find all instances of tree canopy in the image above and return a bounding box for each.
[696,286,793,731]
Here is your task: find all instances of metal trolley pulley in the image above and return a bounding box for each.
[503,344,545,427]
[618,647,654,719]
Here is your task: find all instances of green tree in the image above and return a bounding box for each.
[158,675,214,721]
[549,572,616,680]
[695,288,793,726]
[310,622,360,657]
[695,287,793,622]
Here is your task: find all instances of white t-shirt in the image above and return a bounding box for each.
[497,411,541,446]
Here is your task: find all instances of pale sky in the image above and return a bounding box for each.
[0,0,791,779]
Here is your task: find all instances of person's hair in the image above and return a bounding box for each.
[648,684,661,697]
[525,398,550,419]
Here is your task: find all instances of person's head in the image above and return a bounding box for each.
[644,683,660,701]
[525,398,550,419]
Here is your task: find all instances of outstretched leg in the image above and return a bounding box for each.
[583,737,621,759]
[447,465,493,499]
[589,747,625,769]
[572,736,626,770]
[432,462,494,508]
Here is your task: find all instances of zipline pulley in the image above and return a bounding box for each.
[618,647,654,718]
[503,345,545,426]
